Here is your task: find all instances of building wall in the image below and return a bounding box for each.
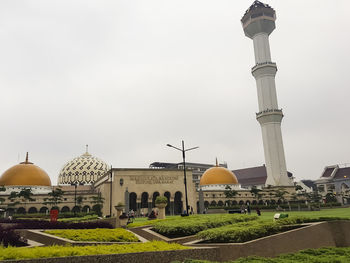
[95,169,196,216]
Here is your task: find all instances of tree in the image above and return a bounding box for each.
[0,186,5,206]
[91,192,104,216]
[250,186,262,204]
[7,191,20,212]
[18,188,35,211]
[44,188,65,210]
[325,193,337,203]
[274,188,289,210]
[224,185,238,206]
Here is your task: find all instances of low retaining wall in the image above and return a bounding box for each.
[187,220,350,261]
[17,230,142,246]
[0,247,218,263]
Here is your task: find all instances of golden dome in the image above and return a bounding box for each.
[0,153,51,187]
[200,162,238,186]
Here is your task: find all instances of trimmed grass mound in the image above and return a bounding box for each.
[196,217,306,243]
[153,214,258,238]
[45,228,138,242]
[171,246,350,263]
[0,241,189,260]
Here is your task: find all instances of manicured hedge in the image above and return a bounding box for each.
[0,241,189,260]
[45,228,138,242]
[196,218,301,243]
[196,216,350,243]
[0,219,112,229]
[153,214,258,238]
[171,246,350,263]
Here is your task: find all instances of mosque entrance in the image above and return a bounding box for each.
[174,191,183,215]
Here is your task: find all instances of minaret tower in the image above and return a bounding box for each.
[241,1,292,186]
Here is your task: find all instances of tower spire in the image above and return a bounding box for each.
[241,2,292,186]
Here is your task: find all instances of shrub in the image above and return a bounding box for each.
[0,241,189,260]
[196,219,302,243]
[45,228,138,242]
[155,196,168,205]
[153,214,258,237]
[0,225,27,247]
[177,247,350,263]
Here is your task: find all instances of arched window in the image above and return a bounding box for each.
[152,192,160,208]
[218,201,224,207]
[129,192,137,211]
[174,191,183,215]
[61,206,70,213]
[239,200,244,205]
[164,192,171,215]
[17,207,26,214]
[28,207,37,214]
[141,192,149,208]
[210,201,217,207]
[82,205,91,213]
[39,207,49,214]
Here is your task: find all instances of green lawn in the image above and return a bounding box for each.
[256,207,350,221]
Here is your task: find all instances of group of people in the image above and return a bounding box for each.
[240,205,261,216]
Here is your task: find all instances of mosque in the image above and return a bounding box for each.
[1,1,305,216]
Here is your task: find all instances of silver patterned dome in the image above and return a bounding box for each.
[58,149,110,185]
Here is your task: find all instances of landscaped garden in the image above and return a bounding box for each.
[0,241,188,261]
[1,207,349,261]
[171,246,350,263]
[45,228,139,242]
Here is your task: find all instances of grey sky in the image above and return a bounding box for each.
[0,0,349,184]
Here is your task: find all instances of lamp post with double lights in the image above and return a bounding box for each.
[71,181,84,216]
[167,140,199,215]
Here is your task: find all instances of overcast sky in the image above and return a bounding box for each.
[0,0,349,184]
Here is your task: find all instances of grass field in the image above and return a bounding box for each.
[128,207,350,227]
[256,207,350,221]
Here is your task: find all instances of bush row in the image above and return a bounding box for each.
[0,241,188,260]
[214,202,341,210]
[172,246,350,263]
[0,219,112,229]
[196,216,350,243]
[196,218,300,243]
[153,214,258,238]
[13,212,97,219]
[45,228,139,242]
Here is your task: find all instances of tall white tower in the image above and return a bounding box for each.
[241,1,292,186]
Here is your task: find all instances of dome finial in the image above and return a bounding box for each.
[85,144,89,153]
[215,157,218,167]
[25,152,29,163]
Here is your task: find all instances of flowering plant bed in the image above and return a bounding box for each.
[0,241,189,261]
[45,228,139,242]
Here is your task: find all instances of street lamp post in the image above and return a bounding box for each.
[167,140,199,215]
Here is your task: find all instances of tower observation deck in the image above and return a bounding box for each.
[241,1,293,186]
